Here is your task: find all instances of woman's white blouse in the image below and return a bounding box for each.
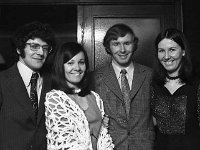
[45,90,114,150]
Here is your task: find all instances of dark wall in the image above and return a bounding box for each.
[0,1,199,75]
[182,1,200,77]
[0,5,77,70]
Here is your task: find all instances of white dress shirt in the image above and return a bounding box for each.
[17,61,43,105]
[112,61,134,90]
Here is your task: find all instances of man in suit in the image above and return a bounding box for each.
[0,21,55,150]
[93,24,155,150]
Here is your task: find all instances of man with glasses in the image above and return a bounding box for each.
[0,21,55,150]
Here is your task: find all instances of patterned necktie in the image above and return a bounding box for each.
[121,69,131,118]
[30,72,39,120]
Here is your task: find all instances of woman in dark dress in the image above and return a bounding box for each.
[151,28,200,150]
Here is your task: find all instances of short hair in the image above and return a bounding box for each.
[103,23,138,54]
[13,21,55,58]
[152,28,193,86]
[51,42,90,96]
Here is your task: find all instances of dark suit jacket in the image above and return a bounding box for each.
[0,64,51,150]
[93,62,155,150]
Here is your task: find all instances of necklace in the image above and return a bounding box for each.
[74,89,81,94]
[166,75,180,80]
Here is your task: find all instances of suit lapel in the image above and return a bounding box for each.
[6,65,35,120]
[101,63,148,102]
[102,64,124,101]
[130,63,146,100]
[37,74,51,124]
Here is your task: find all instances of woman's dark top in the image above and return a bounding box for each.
[151,80,200,150]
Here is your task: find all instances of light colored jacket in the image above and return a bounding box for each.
[93,63,155,150]
[45,90,114,150]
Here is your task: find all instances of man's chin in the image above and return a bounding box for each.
[118,61,132,67]
[32,64,44,70]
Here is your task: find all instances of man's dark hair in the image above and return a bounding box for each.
[13,21,55,59]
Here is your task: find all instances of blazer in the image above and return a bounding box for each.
[0,64,51,150]
[93,62,155,150]
[45,90,114,150]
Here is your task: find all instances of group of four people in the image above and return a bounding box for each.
[0,21,200,150]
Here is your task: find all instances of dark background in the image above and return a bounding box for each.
[0,0,199,76]
[182,0,200,77]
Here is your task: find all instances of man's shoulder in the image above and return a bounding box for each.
[89,66,110,87]
[95,65,109,73]
[0,64,17,77]
[135,63,152,73]
[92,65,110,78]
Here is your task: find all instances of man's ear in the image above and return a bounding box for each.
[182,50,185,56]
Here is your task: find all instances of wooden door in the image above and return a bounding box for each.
[77,1,182,70]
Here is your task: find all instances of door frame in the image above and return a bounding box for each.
[77,1,182,70]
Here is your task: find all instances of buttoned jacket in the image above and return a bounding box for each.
[93,62,155,150]
[0,64,50,150]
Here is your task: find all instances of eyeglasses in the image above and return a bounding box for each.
[26,43,52,54]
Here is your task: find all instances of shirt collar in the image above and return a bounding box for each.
[17,61,40,87]
[112,61,134,80]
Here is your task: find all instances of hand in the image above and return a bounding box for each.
[102,114,109,128]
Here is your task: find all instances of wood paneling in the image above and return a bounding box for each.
[0,0,177,5]
[78,1,182,70]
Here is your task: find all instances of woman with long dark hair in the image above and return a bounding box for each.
[45,42,114,150]
[151,28,200,150]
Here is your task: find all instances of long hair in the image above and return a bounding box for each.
[51,42,90,96]
[152,28,193,86]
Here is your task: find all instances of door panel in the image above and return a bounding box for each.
[78,2,182,70]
